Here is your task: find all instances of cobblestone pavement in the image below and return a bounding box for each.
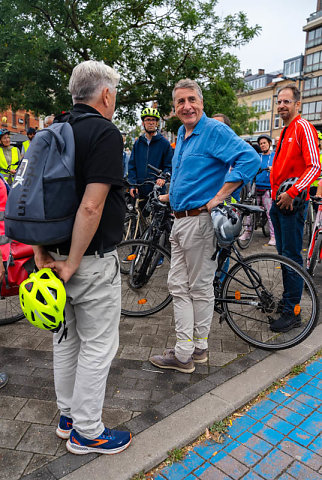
[0,232,320,480]
[154,357,322,480]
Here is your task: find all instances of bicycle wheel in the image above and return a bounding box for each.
[221,253,319,350]
[118,239,172,316]
[237,213,255,250]
[307,232,322,277]
[0,295,25,326]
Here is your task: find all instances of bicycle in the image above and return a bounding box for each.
[119,202,319,351]
[237,168,271,250]
[306,195,322,277]
[123,181,151,242]
[119,167,173,316]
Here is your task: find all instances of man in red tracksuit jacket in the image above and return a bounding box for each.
[270,84,321,333]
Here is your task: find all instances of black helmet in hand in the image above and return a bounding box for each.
[276,177,307,215]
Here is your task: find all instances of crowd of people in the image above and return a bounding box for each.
[0,60,321,457]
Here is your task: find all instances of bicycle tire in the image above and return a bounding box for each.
[221,253,319,350]
[305,203,314,248]
[118,239,172,316]
[307,233,322,277]
[237,213,255,250]
[0,295,25,326]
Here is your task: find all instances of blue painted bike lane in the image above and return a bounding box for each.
[153,357,322,480]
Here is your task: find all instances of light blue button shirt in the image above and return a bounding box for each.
[169,113,261,211]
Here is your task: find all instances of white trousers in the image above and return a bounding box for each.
[50,250,121,439]
[168,213,217,362]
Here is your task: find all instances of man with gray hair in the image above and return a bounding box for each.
[33,60,132,454]
[150,78,260,373]
[44,114,55,127]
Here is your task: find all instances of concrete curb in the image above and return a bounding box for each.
[59,323,322,480]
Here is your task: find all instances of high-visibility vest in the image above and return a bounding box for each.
[22,140,30,153]
[311,153,322,187]
[0,147,19,180]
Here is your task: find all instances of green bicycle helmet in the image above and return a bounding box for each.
[317,130,322,140]
[141,107,160,120]
[19,268,66,332]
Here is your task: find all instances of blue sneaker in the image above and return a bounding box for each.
[56,415,73,439]
[66,427,132,455]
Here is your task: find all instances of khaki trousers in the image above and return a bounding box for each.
[168,212,217,362]
[50,250,121,439]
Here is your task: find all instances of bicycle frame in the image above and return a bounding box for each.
[213,245,269,316]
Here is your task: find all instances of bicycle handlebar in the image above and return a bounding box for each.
[147,164,171,182]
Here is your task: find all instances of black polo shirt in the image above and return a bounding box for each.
[47,103,125,255]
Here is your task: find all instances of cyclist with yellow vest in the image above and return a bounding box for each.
[21,127,36,157]
[0,129,20,184]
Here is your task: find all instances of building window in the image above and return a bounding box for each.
[302,101,322,120]
[307,27,322,47]
[284,58,301,76]
[274,115,279,129]
[12,111,16,128]
[305,51,322,72]
[251,98,271,112]
[255,119,270,132]
[246,77,266,90]
[24,113,30,130]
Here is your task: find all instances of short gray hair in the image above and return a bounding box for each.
[69,60,120,103]
[172,78,203,102]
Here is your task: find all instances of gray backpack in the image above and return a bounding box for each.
[5,114,100,245]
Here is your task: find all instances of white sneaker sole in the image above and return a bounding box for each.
[56,427,72,440]
[193,356,208,364]
[66,437,132,455]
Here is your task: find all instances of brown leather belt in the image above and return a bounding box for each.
[173,208,206,219]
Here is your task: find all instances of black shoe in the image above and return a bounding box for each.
[270,312,302,333]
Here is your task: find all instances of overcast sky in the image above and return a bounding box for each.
[216,0,317,75]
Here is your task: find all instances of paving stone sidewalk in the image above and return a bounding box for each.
[0,232,320,480]
[153,357,322,480]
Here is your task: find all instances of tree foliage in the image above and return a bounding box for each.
[0,0,260,127]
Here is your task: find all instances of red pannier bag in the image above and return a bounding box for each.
[1,241,34,297]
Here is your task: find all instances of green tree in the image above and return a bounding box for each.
[0,0,260,123]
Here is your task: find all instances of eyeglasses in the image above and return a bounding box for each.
[275,99,296,106]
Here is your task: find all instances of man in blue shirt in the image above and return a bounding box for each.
[149,78,260,373]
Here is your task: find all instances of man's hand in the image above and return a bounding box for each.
[276,192,293,211]
[206,197,221,212]
[130,188,138,198]
[159,193,169,203]
[156,179,165,187]
[206,181,243,213]
[33,246,54,270]
[44,259,78,284]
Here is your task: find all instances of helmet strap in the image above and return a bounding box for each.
[54,313,68,343]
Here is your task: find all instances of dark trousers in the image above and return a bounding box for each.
[270,201,308,312]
